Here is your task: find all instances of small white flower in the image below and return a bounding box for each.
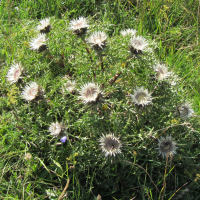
[24,153,32,160]
[62,79,76,94]
[69,16,89,34]
[37,18,51,33]
[87,31,107,49]
[153,64,171,81]
[99,134,122,157]
[179,103,194,118]
[30,34,47,51]
[7,62,23,84]
[120,29,137,37]
[130,87,152,106]
[49,122,63,136]
[130,36,148,54]
[158,135,177,158]
[14,7,19,11]
[79,82,102,104]
[21,82,43,101]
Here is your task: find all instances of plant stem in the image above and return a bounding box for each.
[81,38,96,77]
[109,72,122,86]
[58,178,70,200]
[124,160,159,193]
[99,53,104,71]
[160,153,169,200]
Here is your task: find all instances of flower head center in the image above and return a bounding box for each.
[104,138,119,151]
[37,39,44,45]
[182,107,189,116]
[158,69,165,74]
[136,93,147,103]
[158,73,165,80]
[162,142,170,150]
[14,69,20,79]
[74,22,83,29]
[54,125,62,135]
[160,140,173,152]
[85,87,97,98]
[29,89,38,96]
[94,37,102,44]
[134,40,141,46]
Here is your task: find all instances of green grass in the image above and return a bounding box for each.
[0,0,200,199]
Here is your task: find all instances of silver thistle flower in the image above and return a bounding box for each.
[69,16,89,35]
[130,87,152,106]
[153,64,171,81]
[130,36,148,54]
[87,31,107,50]
[79,82,102,104]
[49,122,63,136]
[179,103,194,118]
[7,62,23,84]
[99,134,122,157]
[120,29,137,37]
[158,135,177,158]
[21,82,44,101]
[30,34,47,52]
[37,18,51,33]
[62,79,76,94]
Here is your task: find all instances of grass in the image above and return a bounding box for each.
[0,0,200,199]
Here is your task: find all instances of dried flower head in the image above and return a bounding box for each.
[130,36,148,54]
[87,31,107,50]
[97,194,102,200]
[49,122,63,136]
[179,103,194,118]
[79,82,102,104]
[24,153,32,160]
[158,135,177,158]
[62,79,76,94]
[7,62,23,84]
[120,29,137,37]
[130,87,152,106]
[30,34,47,52]
[37,18,51,33]
[21,82,44,101]
[153,64,171,81]
[69,16,89,35]
[99,134,122,157]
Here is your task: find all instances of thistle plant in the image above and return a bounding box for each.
[1,13,199,200]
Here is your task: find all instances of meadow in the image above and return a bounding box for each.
[0,0,200,199]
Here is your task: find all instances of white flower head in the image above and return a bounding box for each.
[179,103,194,118]
[158,135,177,158]
[87,31,107,50]
[21,82,44,101]
[153,64,171,81]
[49,122,63,136]
[37,18,52,33]
[24,153,32,160]
[30,34,47,52]
[120,28,137,37]
[7,62,23,84]
[130,87,152,106]
[69,16,89,35]
[62,79,76,94]
[79,82,102,104]
[99,134,122,157]
[130,36,148,54]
